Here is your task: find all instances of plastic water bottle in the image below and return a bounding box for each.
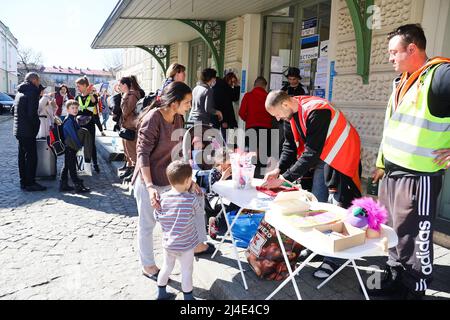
[111,137,117,152]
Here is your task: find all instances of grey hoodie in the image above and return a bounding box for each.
[188,82,217,124]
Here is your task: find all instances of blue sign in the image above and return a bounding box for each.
[314,89,326,99]
[301,35,320,49]
[328,61,336,101]
[302,18,318,30]
[241,70,247,94]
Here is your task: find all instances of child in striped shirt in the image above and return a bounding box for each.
[154,160,203,300]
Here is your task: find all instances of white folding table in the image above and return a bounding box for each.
[264,205,399,300]
[211,179,273,290]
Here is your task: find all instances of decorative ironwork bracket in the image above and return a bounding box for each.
[136,45,171,75]
[178,20,226,77]
[346,0,374,84]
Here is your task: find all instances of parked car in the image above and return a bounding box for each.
[0,92,15,115]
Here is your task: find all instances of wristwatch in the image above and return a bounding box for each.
[146,183,155,189]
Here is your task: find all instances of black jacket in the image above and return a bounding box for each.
[213,78,240,128]
[281,84,306,97]
[13,81,40,138]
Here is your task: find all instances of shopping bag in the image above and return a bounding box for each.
[226,210,265,248]
[76,148,92,176]
[246,218,304,281]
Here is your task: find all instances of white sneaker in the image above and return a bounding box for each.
[84,162,93,176]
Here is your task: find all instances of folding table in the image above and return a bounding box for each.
[210,179,273,290]
[264,205,399,300]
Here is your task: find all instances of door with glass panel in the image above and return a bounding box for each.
[263,17,294,91]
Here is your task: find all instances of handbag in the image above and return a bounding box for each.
[119,128,136,141]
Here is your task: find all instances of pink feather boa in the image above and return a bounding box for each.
[348,197,388,232]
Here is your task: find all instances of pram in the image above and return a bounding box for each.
[181,124,236,237]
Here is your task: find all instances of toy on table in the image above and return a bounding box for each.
[346,197,388,239]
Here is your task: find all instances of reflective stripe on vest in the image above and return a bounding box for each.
[290,96,361,191]
[382,60,450,172]
[78,96,94,113]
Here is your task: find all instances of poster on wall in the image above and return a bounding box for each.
[314,73,328,88]
[320,40,329,57]
[316,57,329,74]
[301,18,318,37]
[299,61,311,78]
[300,35,319,61]
[270,73,283,91]
[271,56,283,73]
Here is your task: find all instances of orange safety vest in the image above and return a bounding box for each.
[290,96,362,191]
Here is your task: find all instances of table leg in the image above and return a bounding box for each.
[352,260,370,300]
[317,259,352,290]
[266,252,317,300]
[211,202,248,290]
[211,197,229,259]
[275,229,302,300]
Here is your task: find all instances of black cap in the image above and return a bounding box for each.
[286,67,302,80]
[39,84,47,92]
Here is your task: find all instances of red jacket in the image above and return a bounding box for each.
[55,93,74,116]
[239,87,273,129]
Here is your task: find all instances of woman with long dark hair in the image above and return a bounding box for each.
[118,76,143,180]
[213,71,240,135]
[55,84,73,122]
[131,81,211,280]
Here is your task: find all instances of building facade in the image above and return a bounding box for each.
[17,65,114,91]
[92,0,450,237]
[0,20,18,95]
[116,47,164,95]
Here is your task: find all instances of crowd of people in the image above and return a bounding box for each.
[13,73,112,193]
[12,24,450,301]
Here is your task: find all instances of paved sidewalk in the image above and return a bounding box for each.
[1,115,449,300]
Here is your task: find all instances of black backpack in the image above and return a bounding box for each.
[136,92,157,116]
[47,123,65,156]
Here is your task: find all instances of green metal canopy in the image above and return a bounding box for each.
[91,0,294,76]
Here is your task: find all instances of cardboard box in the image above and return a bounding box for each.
[269,190,314,215]
[313,222,366,252]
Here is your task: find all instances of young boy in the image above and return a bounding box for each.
[60,100,92,193]
[154,160,203,300]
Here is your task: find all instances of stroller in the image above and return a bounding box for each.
[181,124,236,238]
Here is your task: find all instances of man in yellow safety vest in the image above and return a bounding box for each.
[370,24,450,300]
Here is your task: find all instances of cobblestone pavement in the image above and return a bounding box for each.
[0,116,211,300]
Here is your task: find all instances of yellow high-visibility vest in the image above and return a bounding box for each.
[377,62,450,173]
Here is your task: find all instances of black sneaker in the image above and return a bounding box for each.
[119,167,134,179]
[366,265,403,297]
[75,182,91,194]
[399,285,425,300]
[118,162,128,171]
[25,183,47,192]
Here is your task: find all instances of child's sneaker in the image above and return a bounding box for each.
[208,217,219,240]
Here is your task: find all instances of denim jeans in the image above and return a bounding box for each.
[312,160,329,202]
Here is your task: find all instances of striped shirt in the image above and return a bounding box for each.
[154,191,201,252]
